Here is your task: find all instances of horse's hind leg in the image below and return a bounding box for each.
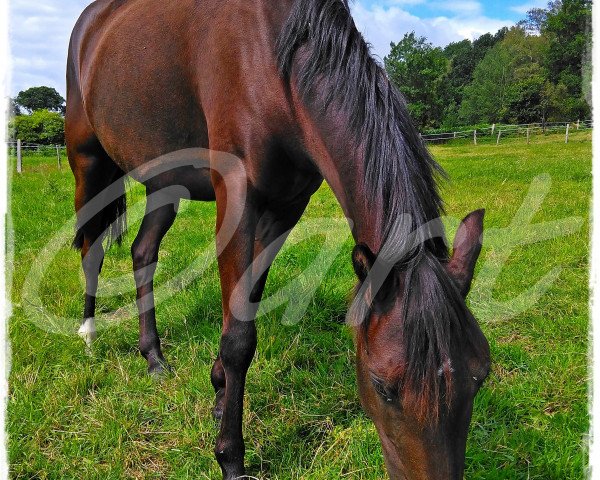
[131,189,178,375]
[69,139,126,350]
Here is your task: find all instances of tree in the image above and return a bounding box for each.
[460,28,548,124]
[542,0,591,99]
[439,28,509,128]
[9,109,65,144]
[8,97,21,117]
[516,1,561,34]
[472,27,509,63]
[506,69,547,123]
[517,8,549,33]
[540,81,570,122]
[15,86,65,114]
[384,32,449,129]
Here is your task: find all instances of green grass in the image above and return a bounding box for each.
[7,131,591,479]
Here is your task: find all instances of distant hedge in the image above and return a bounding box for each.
[8,109,65,145]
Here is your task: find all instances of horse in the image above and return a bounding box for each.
[66,0,491,478]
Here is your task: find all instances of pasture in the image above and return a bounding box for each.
[7,131,591,479]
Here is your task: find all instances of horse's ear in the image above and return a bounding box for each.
[447,209,485,297]
[352,244,376,282]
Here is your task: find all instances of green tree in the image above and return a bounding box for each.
[542,0,591,117]
[441,39,473,126]
[540,81,570,122]
[15,86,65,114]
[506,70,547,123]
[384,32,449,128]
[517,1,561,33]
[440,28,508,128]
[9,109,65,144]
[460,28,548,124]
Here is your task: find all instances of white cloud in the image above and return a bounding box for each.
[509,0,547,14]
[429,0,483,15]
[9,0,88,96]
[351,1,514,58]
[8,1,514,97]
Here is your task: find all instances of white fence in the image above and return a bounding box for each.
[421,120,592,144]
[6,119,593,173]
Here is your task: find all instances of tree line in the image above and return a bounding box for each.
[384,0,591,131]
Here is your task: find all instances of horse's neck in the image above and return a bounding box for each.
[294,99,384,252]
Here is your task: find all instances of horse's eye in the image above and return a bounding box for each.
[371,375,396,403]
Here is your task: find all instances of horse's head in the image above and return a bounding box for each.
[351,210,490,480]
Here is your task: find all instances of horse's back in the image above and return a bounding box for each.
[67,0,315,202]
[68,0,295,171]
[68,0,214,170]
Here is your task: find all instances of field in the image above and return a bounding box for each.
[7,131,591,479]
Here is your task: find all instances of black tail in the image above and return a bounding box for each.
[72,172,127,250]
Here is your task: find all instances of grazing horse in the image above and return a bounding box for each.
[66,0,491,478]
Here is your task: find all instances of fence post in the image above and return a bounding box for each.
[565,123,570,143]
[453,132,457,139]
[576,119,580,130]
[56,145,62,169]
[527,128,530,145]
[17,139,22,173]
[473,130,477,145]
[496,130,501,145]
[491,124,495,136]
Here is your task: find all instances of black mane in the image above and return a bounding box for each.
[277,0,445,250]
[277,0,471,418]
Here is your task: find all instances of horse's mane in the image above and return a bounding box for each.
[277,0,470,418]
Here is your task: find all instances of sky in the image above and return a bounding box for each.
[7,0,541,98]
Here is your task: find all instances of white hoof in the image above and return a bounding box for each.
[78,318,97,354]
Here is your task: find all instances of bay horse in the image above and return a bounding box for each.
[66,0,491,478]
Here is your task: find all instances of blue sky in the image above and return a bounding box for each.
[8,0,539,98]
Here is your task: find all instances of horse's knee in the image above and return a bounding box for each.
[82,240,104,274]
[219,326,257,372]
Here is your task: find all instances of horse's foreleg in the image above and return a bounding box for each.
[211,201,311,421]
[213,184,312,478]
[132,191,178,375]
[211,170,264,479]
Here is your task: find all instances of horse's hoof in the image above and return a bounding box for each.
[148,360,173,379]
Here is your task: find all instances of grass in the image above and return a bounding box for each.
[7,131,591,479]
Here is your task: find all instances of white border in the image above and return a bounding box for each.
[589,0,599,477]
[0,0,10,477]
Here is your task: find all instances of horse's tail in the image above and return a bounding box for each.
[67,6,128,253]
[72,169,128,251]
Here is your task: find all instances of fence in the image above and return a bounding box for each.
[7,140,66,173]
[6,119,594,173]
[421,120,592,145]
